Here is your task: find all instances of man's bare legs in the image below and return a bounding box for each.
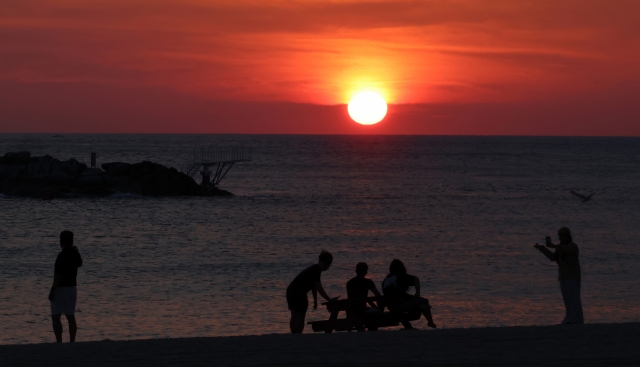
[51,314,77,342]
[66,315,77,342]
[52,314,63,342]
[289,310,306,334]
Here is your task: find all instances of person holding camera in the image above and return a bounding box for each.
[534,227,584,324]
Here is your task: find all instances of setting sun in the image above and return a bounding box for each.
[348,91,388,125]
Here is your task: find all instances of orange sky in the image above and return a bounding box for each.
[1,0,639,134]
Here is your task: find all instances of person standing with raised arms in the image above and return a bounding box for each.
[534,227,584,324]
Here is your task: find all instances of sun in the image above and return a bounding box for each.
[348,91,388,125]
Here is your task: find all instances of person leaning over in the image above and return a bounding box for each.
[534,227,584,324]
[286,250,337,334]
[48,230,83,343]
[382,259,436,329]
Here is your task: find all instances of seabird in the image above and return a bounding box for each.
[570,190,594,202]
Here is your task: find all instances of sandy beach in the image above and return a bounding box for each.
[2,322,639,366]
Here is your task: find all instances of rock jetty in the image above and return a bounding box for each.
[0,152,231,198]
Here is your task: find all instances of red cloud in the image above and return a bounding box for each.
[1,0,639,134]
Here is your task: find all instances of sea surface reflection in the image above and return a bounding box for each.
[1,134,640,344]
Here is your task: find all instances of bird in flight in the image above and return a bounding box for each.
[570,190,594,202]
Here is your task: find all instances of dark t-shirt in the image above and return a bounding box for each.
[54,248,83,287]
[346,276,375,313]
[287,264,321,296]
[381,273,416,310]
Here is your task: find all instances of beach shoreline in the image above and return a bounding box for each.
[2,322,639,366]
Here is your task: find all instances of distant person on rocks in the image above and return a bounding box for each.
[382,259,437,329]
[346,262,383,331]
[534,227,584,324]
[48,230,83,342]
[286,250,337,334]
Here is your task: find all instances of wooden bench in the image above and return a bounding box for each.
[307,297,422,333]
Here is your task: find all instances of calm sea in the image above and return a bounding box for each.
[1,134,640,344]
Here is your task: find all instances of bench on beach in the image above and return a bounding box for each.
[307,297,422,333]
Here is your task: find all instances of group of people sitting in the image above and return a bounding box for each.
[286,251,437,333]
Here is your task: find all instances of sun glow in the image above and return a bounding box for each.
[348,91,388,125]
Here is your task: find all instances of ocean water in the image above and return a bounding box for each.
[1,134,640,344]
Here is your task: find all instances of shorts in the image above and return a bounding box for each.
[286,288,308,313]
[50,286,77,316]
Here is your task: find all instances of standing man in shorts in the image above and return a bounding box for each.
[48,230,83,343]
[286,250,336,333]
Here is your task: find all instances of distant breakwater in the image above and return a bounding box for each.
[0,151,231,198]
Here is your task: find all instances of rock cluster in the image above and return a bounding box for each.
[0,152,231,198]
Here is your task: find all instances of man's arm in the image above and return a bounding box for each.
[48,273,61,301]
[312,288,318,309]
[534,243,556,261]
[313,281,333,301]
[73,246,83,267]
[368,282,383,308]
[369,282,382,298]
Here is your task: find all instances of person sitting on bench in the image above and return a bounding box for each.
[346,262,383,331]
[382,259,437,329]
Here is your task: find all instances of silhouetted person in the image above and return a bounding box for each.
[286,251,336,334]
[48,230,83,342]
[346,262,382,331]
[382,259,436,329]
[534,227,584,324]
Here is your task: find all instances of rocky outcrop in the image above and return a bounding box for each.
[101,161,205,196]
[0,152,229,198]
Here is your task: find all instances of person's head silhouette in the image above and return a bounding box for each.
[389,259,407,275]
[558,227,572,244]
[318,250,333,271]
[355,262,368,277]
[60,231,73,249]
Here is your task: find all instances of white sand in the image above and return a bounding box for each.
[2,323,639,366]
